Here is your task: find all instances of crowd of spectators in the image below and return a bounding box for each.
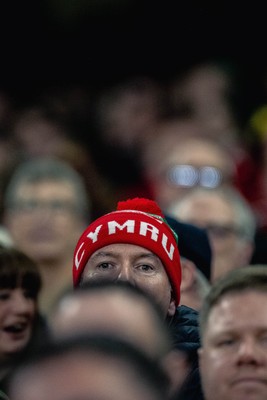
[0,59,266,258]
[1,57,267,400]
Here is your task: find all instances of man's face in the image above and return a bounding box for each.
[149,134,233,211]
[172,193,252,282]
[10,352,163,400]
[81,243,176,317]
[4,180,86,264]
[50,290,170,360]
[199,290,267,400]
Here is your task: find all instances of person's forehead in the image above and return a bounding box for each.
[89,243,160,260]
[15,180,76,197]
[51,293,161,352]
[57,289,151,316]
[178,193,235,222]
[207,290,267,328]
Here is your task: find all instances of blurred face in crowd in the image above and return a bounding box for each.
[0,286,36,361]
[80,243,176,317]
[50,288,171,360]
[171,191,252,282]
[4,180,86,264]
[143,129,235,211]
[199,290,267,400]
[9,351,163,400]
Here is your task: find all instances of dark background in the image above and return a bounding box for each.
[0,0,266,101]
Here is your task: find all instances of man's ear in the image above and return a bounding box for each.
[167,297,176,317]
[180,258,197,291]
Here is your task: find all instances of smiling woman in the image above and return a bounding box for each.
[0,246,50,398]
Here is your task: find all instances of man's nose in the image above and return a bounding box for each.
[117,264,133,283]
[237,337,264,365]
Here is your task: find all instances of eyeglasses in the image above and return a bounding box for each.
[166,164,223,188]
[9,199,78,215]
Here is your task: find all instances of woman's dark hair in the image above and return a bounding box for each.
[0,246,42,299]
[0,246,50,394]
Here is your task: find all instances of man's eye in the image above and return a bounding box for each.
[138,264,154,272]
[217,338,235,347]
[98,262,112,270]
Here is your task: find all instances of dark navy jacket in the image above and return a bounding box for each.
[167,305,204,400]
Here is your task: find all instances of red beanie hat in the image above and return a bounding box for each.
[73,198,181,305]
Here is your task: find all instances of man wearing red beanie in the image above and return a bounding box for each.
[73,197,204,400]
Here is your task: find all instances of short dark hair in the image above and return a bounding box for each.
[52,279,172,359]
[0,246,41,299]
[4,157,91,221]
[199,265,267,340]
[8,334,170,399]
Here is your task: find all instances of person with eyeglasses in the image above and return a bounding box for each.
[141,117,237,212]
[2,157,91,317]
[168,185,256,282]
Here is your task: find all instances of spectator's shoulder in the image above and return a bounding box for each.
[168,305,200,351]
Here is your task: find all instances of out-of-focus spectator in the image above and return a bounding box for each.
[90,75,168,201]
[93,75,166,150]
[239,104,267,230]
[49,280,172,363]
[166,60,255,203]
[11,105,72,159]
[8,101,116,218]
[168,186,256,282]
[165,216,211,311]
[141,119,237,211]
[168,60,240,144]
[2,158,91,317]
[7,334,169,400]
[0,246,49,398]
[235,104,267,265]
